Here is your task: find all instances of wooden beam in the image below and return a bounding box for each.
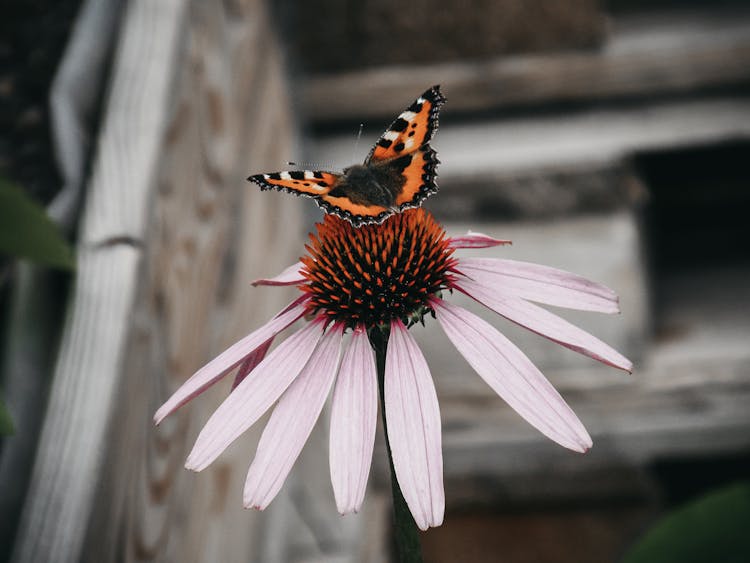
[11,1,379,562]
[309,98,750,183]
[302,10,750,122]
[438,354,750,507]
[431,238,750,507]
[373,289,750,507]
[11,1,189,561]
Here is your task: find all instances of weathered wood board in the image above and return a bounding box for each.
[11,0,381,561]
[302,9,750,121]
[408,219,750,508]
[11,1,750,560]
[310,97,750,186]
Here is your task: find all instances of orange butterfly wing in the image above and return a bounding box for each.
[318,196,390,226]
[248,170,390,226]
[366,85,446,163]
[247,170,341,197]
[393,147,439,207]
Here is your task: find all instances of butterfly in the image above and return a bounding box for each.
[247,85,446,227]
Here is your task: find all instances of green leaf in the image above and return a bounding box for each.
[0,178,75,270]
[0,397,13,435]
[622,483,750,563]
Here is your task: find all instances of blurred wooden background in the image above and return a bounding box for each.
[2,0,750,561]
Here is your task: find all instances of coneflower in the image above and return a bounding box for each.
[155,208,631,532]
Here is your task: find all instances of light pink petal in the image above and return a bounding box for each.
[448,231,512,249]
[244,323,344,509]
[185,319,325,471]
[330,325,378,515]
[457,279,632,372]
[457,257,620,313]
[385,319,444,530]
[433,299,592,452]
[232,338,273,390]
[154,300,307,424]
[251,261,305,286]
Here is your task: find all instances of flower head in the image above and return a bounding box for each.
[302,209,456,328]
[155,209,631,530]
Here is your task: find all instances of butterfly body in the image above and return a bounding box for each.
[248,86,446,227]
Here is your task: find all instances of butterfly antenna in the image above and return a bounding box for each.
[288,160,337,172]
[350,123,364,163]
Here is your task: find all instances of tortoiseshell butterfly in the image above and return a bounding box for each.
[247,85,446,227]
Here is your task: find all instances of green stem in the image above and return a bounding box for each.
[369,327,424,563]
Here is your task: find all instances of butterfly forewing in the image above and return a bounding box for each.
[248,171,341,197]
[366,86,446,163]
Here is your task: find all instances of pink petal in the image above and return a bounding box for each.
[433,299,592,452]
[457,279,633,372]
[251,261,305,286]
[185,319,325,471]
[448,231,512,249]
[457,257,620,313]
[154,300,306,425]
[232,338,273,390]
[329,325,378,515]
[385,319,444,530]
[244,323,344,509]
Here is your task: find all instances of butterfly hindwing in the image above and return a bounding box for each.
[249,170,391,227]
[318,196,391,227]
[247,171,341,197]
[366,85,446,163]
[393,145,439,208]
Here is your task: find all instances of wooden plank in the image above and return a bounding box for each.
[428,264,750,507]
[11,0,189,561]
[73,0,362,560]
[369,325,750,508]
[437,354,750,508]
[12,0,382,562]
[292,0,605,73]
[309,98,750,183]
[302,10,750,122]
[9,0,381,559]
[424,163,640,221]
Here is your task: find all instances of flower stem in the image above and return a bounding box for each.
[369,327,424,563]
